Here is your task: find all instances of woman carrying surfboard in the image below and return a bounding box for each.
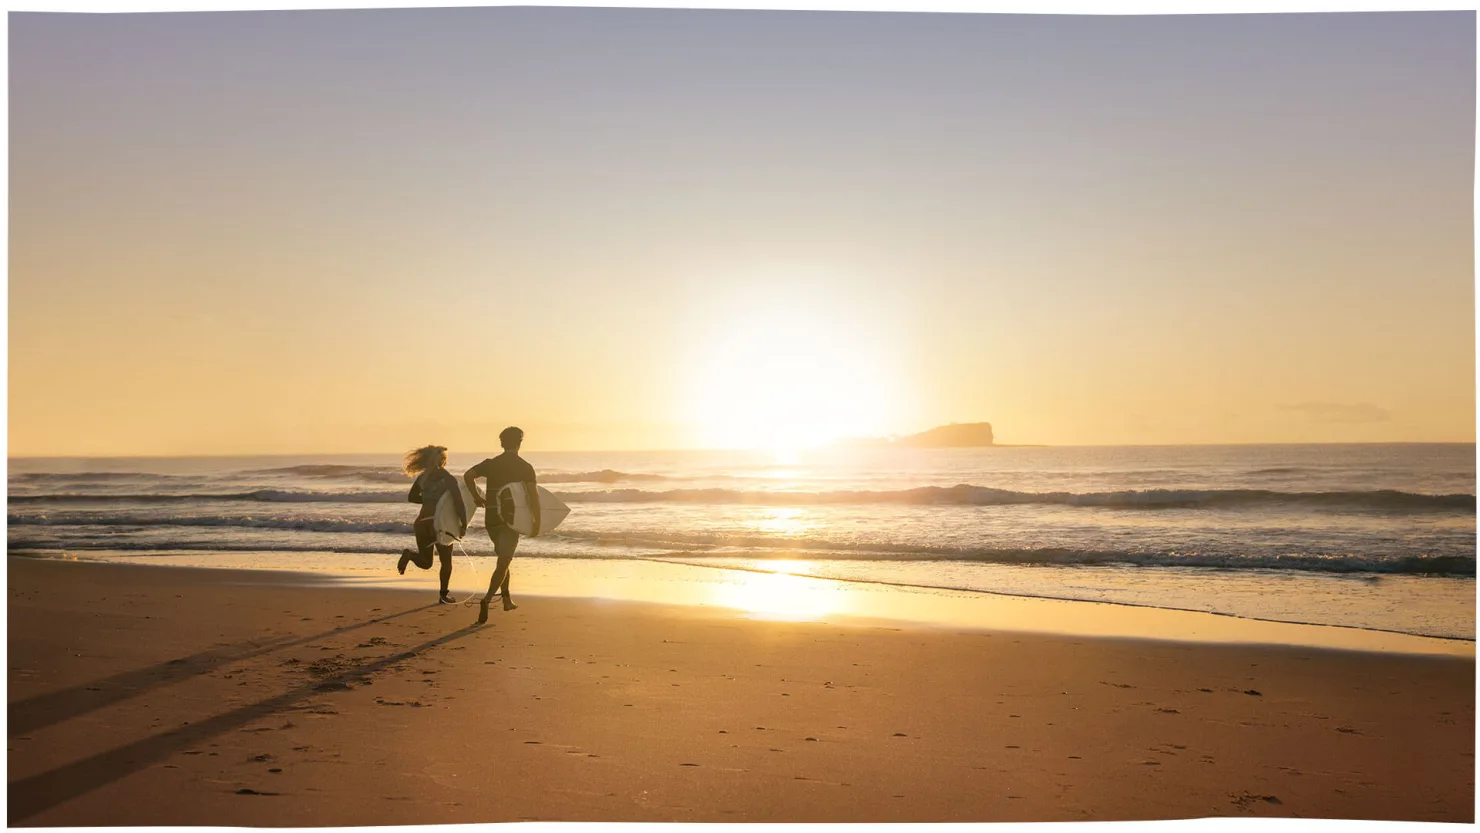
[464,426,538,625]
[398,444,467,605]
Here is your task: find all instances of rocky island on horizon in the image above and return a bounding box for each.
[839,422,1017,448]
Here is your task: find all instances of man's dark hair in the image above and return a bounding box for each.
[499,426,524,450]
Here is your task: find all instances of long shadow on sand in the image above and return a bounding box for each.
[9,603,439,736]
[8,622,480,824]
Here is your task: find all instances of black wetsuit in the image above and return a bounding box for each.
[466,452,537,556]
[406,467,464,594]
[466,452,537,609]
[466,453,537,502]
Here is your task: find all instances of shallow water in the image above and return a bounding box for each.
[9,444,1475,639]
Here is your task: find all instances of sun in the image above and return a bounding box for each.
[683,302,898,452]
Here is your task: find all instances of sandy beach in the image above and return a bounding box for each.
[6,556,1473,825]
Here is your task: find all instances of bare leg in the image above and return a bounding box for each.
[437,544,454,601]
[501,568,516,611]
[401,515,437,574]
[477,554,513,625]
[400,547,434,572]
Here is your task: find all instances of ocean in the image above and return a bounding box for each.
[8,443,1475,640]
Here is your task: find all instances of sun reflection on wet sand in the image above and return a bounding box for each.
[115,552,1474,656]
[708,567,846,621]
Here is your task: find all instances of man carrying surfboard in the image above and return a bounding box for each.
[464,426,538,625]
[398,444,468,605]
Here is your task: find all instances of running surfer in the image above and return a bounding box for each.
[398,444,467,605]
[464,426,538,625]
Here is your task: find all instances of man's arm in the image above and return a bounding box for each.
[526,479,541,537]
[523,460,540,535]
[463,460,488,507]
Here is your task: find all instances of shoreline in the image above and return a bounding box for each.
[13,550,1474,657]
[630,554,1479,647]
[8,557,1473,824]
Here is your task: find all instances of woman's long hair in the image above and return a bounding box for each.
[403,445,448,477]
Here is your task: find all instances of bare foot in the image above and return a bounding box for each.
[503,600,518,611]
[477,597,490,625]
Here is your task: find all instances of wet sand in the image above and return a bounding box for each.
[7,557,1474,824]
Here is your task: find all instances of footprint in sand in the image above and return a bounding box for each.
[1230,792,1281,808]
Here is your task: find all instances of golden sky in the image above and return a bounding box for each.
[9,9,1475,455]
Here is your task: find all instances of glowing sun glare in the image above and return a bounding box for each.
[686,305,895,452]
[710,567,845,621]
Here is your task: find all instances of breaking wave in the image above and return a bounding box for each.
[10,485,1475,512]
[564,486,1476,512]
[7,528,1474,576]
[540,469,670,484]
[8,490,407,504]
[242,465,668,485]
[247,464,409,484]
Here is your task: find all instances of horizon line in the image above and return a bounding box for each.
[7,439,1478,460]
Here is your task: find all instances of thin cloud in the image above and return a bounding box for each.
[1279,402,1393,424]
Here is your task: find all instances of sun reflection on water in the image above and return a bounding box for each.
[750,508,817,537]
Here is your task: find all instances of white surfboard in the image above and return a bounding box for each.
[431,479,479,546]
[490,482,569,537]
